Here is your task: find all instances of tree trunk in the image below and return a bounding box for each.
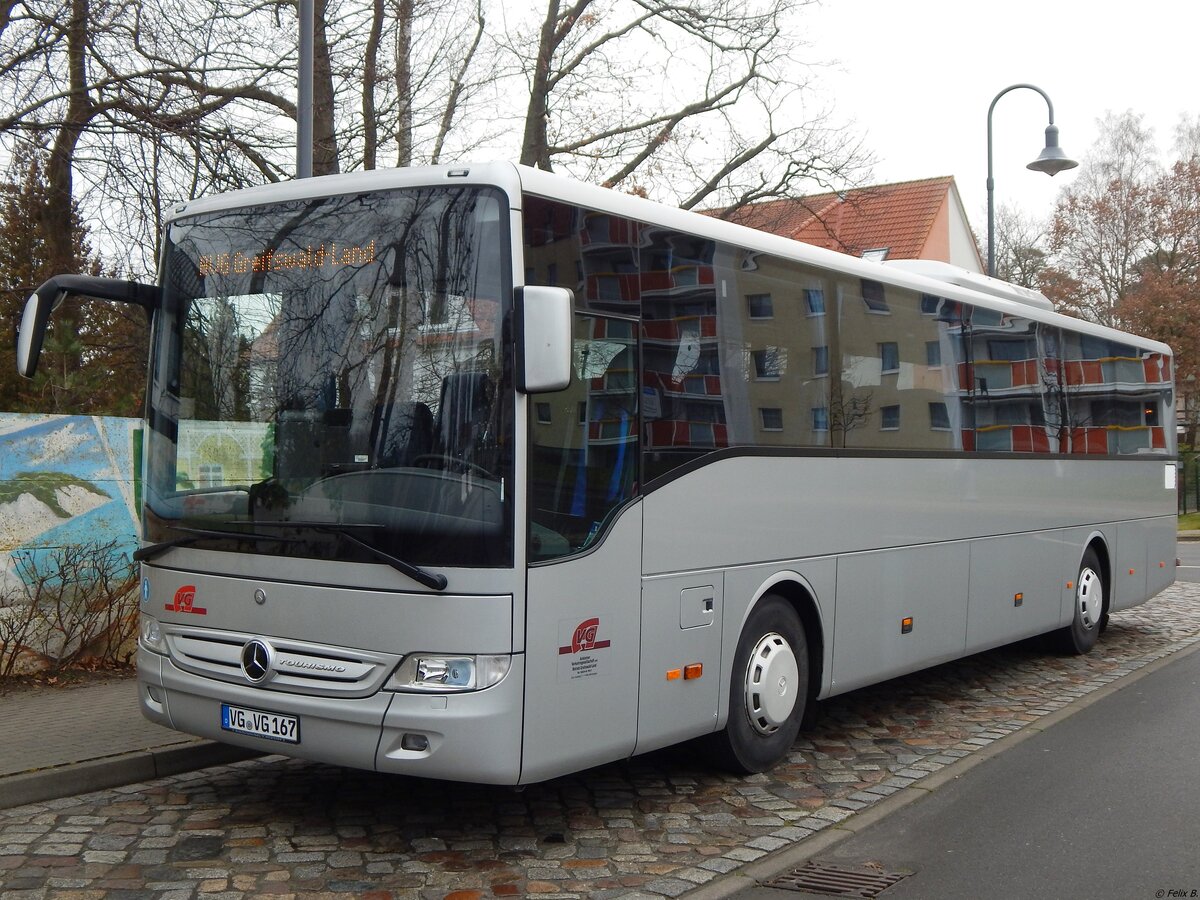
[45,0,92,274]
[519,0,559,170]
[394,0,414,167]
[362,0,385,169]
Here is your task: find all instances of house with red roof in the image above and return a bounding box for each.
[722,176,985,274]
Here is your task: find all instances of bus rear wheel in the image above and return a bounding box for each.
[1056,548,1105,655]
[708,594,808,774]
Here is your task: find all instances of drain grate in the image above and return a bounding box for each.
[764,861,910,897]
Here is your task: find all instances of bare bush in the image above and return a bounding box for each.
[0,540,139,678]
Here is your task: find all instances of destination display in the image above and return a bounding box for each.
[198,241,377,277]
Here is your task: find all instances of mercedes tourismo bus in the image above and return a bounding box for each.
[16,162,1176,783]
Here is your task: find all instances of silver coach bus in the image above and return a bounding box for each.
[17,163,1176,783]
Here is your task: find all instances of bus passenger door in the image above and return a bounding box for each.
[634,574,724,755]
[521,313,644,783]
[522,506,644,783]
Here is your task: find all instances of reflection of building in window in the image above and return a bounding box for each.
[760,407,784,431]
[747,293,773,319]
[880,405,900,430]
[926,341,941,366]
[805,289,825,315]
[930,402,951,430]
[753,347,783,380]
[861,279,889,313]
[813,345,829,376]
[536,402,552,425]
[879,342,899,374]
[951,315,1174,456]
[197,463,224,487]
[812,407,829,431]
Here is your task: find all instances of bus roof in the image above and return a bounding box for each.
[167,162,1172,359]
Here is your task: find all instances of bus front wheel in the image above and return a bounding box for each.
[709,594,808,774]
[1056,548,1105,655]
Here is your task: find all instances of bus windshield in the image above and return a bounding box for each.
[143,185,513,569]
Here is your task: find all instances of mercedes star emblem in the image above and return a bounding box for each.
[240,639,273,684]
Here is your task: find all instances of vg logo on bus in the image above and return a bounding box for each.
[164,584,206,615]
[557,617,611,681]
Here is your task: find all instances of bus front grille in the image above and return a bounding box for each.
[163,626,399,698]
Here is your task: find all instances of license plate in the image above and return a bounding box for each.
[220,703,300,744]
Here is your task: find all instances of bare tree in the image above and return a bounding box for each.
[506,0,869,209]
[991,202,1050,289]
[1048,111,1158,326]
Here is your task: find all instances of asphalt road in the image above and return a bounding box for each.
[1175,540,1200,583]
[734,641,1200,900]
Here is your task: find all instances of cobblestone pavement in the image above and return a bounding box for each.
[3,583,1199,900]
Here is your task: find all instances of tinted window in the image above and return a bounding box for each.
[521,195,1175,481]
[528,315,638,561]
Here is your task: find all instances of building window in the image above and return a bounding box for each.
[805,288,825,315]
[813,345,829,376]
[760,407,784,431]
[536,402,552,424]
[926,341,941,366]
[920,294,941,315]
[812,407,829,432]
[752,347,783,380]
[880,405,900,430]
[861,279,889,313]
[929,402,950,430]
[747,293,774,319]
[861,248,889,261]
[879,342,899,373]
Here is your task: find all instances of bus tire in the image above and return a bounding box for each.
[708,594,808,774]
[1056,548,1105,655]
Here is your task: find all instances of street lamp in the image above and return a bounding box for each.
[986,83,1078,277]
[297,0,314,178]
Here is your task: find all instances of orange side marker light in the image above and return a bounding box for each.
[666,668,682,681]
[684,663,703,680]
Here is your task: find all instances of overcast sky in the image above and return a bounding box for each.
[805,0,1199,234]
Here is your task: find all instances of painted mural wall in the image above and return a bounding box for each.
[0,414,142,602]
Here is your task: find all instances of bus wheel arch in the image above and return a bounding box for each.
[759,577,825,728]
[707,578,824,773]
[1086,535,1112,629]
[1057,538,1109,655]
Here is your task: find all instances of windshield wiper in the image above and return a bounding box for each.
[246,521,449,592]
[133,527,302,562]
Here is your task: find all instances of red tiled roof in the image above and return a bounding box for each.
[720,176,958,260]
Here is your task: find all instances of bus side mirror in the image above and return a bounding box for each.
[15,285,56,378]
[15,275,160,378]
[516,285,572,393]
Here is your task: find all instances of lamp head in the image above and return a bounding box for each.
[1027,124,1078,176]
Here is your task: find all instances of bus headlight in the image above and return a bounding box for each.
[385,653,511,692]
[139,613,167,655]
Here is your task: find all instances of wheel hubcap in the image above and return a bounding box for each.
[744,632,799,735]
[1076,567,1102,630]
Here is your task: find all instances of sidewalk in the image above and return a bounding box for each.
[0,676,257,810]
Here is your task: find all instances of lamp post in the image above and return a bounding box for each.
[986,83,1078,277]
[297,0,314,178]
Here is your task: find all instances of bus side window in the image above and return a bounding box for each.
[529,317,638,561]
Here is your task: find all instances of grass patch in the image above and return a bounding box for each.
[1180,513,1200,531]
